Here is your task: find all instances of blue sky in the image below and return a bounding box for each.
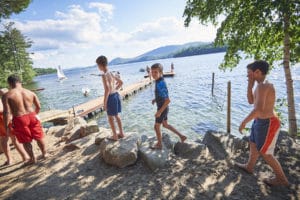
[9,0,218,68]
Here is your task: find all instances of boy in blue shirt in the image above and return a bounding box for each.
[150,63,186,149]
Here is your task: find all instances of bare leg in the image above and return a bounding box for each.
[152,123,162,149]
[162,120,186,142]
[0,136,12,165]
[108,116,118,140]
[23,142,36,164]
[115,115,124,138]
[235,141,259,174]
[261,154,289,186]
[36,138,47,159]
[10,135,29,161]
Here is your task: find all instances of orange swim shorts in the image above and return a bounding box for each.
[12,112,44,143]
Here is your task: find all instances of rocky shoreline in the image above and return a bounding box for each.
[0,117,299,199]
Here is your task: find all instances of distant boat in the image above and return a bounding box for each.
[57,65,67,81]
[144,71,175,78]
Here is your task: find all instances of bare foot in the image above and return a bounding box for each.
[23,159,36,167]
[118,133,125,139]
[180,135,187,143]
[37,154,48,160]
[107,136,118,141]
[263,177,289,187]
[234,162,253,174]
[1,161,11,167]
[150,143,162,150]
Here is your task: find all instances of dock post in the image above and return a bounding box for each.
[72,106,76,117]
[227,81,231,134]
[211,72,215,96]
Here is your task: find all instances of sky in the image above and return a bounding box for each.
[8,0,218,69]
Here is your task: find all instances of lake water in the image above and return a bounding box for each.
[28,52,300,140]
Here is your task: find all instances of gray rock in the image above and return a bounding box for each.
[99,132,139,168]
[174,141,207,159]
[84,120,99,135]
[94,127,113,145]
[47,125,65,137]
[202,132,248,160]
[64,132,98,152]
[138,133,174,171]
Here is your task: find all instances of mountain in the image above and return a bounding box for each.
[109,41,218,65]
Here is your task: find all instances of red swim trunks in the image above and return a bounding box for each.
[0,114,15,137]
[0,113,6,136]
[12,112,44,143]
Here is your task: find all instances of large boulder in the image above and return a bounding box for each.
[174,141,207,159]
[99,132,139,168]
[138,133,174,171]
[95,127,113,145]
[202,131,248,160]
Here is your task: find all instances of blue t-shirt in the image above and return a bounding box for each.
[155,77,169,109]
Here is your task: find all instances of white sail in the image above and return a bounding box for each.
[57,65,67,80]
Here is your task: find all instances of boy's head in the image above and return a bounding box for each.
[96,55,108,71]
[7,74,21,88]
[247,60,269,80]
[151,63,163,80]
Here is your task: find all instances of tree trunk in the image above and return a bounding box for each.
[283,12,298,137]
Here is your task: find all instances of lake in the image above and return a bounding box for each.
[29,52,300,140]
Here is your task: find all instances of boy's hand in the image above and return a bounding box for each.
[239,121,246,134]
[152,99,156,105]
[155,111,161,118]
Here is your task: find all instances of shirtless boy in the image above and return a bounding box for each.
[236,60,289,186]
[0,88,29,165]
[96,55,124,141]
[3,75,47,165]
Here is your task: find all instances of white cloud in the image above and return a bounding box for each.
[88,2,114,19]
[10,3,217,68]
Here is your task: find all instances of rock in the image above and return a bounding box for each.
[74,117,87,126]
[51,117,69,125]
[138,133,174,171]
[81,120,99,137]
[99,132,139,168]
[47,125,65,137]
[64,132,98,152]
[95,127,112,145]
[66,124,85,143]
[202,132,248,160]
[174,141,207,159]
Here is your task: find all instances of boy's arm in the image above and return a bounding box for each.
[247,74,254,104]
[2,95,10,135]
[156,98,170,117]
[33,93,41,114]
[102,75,110,110]
[114,75,123,90]
[239,85,266,132]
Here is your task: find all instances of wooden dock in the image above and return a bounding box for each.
[144,71,175,78]
[40,78,153,123]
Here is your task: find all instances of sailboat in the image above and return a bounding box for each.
[57,65,67,81]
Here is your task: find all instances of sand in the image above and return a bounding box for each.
[0,131,299,200]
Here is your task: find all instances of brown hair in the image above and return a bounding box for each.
[96,55,108,66]
[151,63,163,73]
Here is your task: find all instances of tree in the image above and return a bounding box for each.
[0,22,35,87]
[183,0,299,137]
[0,0,31,20]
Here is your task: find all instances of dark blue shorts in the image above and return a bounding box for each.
[155,107,169,123]
[107,93,121,116]
[249,117,280,155]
